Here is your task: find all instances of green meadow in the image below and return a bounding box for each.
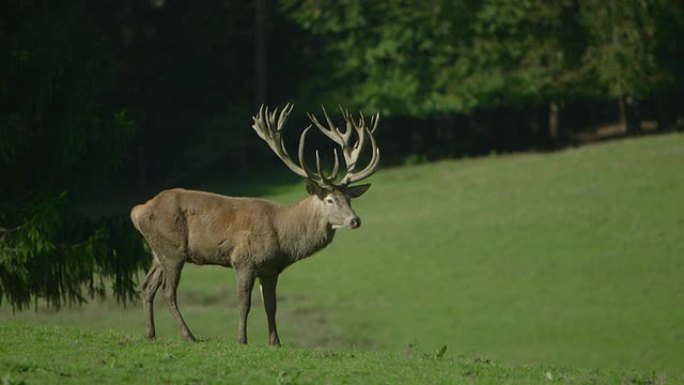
[2,133,683,383]
[1,322,675,385]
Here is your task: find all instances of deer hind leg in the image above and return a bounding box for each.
[161,259,196,342]
[141,257,164,339]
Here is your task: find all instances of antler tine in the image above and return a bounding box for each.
[343,108,380,184]
[336,108,363,172]
[296,125,337,186]
[330,148,340,181]
[297,125,313,176]
[252,104,267,141]
[316,148,340,185]
[337,106,354,144]
[351,111,367,169]
[307,107,341,146]
[252,103,308,178]
[341,126,380,185]
[351,112,365,154]
[314,150,323,179]
[277,103,294,131]
[325,105,341,137]
[322,107,348,170]
[372,112,380,133]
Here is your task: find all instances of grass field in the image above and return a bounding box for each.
[2,133,683,383]
[1,322,678,385]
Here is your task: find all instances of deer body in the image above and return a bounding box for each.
[132,104,379,345]
[132,188,335,273]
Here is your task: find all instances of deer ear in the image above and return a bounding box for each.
[346,183,371,199]
[306,179,328,198]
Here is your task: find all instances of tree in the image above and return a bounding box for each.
[283,1,581,112]
[283,0,682,141]
[579,0,681,133]
[282,0,590,147]
[282,0,477,116]
[0,1,148,310]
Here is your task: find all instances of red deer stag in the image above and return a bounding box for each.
[130,103,380,345]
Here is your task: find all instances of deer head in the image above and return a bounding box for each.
[252,103,380,229]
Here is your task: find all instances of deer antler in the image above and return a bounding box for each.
[252,104,339,186]
[307,106,380,185]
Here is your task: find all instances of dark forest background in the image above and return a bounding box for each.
[1,0,683,310]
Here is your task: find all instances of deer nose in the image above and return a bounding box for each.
[349,217,361,229]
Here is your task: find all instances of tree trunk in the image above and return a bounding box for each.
[137,145,147,190]
[255,0,266,106]
[656,93,676,132]
[242,0,267,175]
[548,101,560,140]
[619,95,641,134]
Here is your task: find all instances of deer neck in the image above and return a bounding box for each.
[277,195,335,262]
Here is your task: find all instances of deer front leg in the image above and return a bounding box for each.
[259,275,281,347]
[236,268,256,344]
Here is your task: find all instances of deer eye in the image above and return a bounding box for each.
[325,197,334,205]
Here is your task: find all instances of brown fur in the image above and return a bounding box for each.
[131,187,360,345]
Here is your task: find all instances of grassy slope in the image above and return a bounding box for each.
[282,133,684,371]
[1,133,683,379]
[0,322,674,385]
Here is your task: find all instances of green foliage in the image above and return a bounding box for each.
[1,322,677,385]
[0,1,148,310]
[459,0,589,105]
[1,0,683,313]
[0,194,149,310]
[579,0,683,99]
[282,0,683,116]
[282,0,476,115]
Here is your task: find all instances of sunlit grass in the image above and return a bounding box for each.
[1,322,675,385]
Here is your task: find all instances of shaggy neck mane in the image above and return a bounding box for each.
[275,195,335,262]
